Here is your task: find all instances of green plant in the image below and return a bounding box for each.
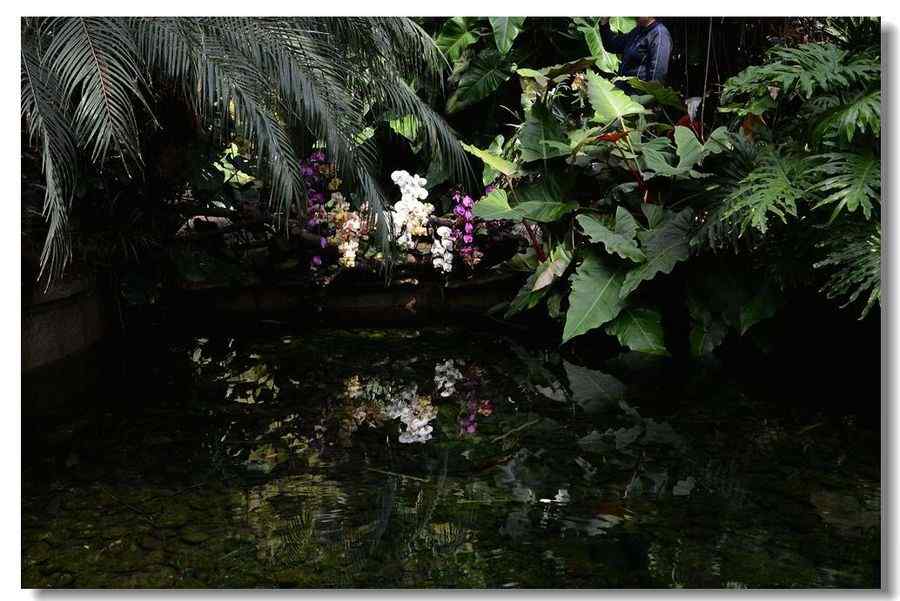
[21,17,469,283]
[714,19,881,318]
[461,59,732,355]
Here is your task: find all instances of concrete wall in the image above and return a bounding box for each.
[22,279,110,373]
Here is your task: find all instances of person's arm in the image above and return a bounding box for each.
[644,26,672,82]
[598,19,628,53]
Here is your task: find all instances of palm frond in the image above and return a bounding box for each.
[43,17,153,169]
[21,37,79,283]
[24,17,470,283]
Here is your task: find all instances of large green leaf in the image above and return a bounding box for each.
[689,319,728,357]
[472,189,516,220]
[723,150,809,235]
[533,245,573,291]
[609,17,637,33]
[619,77,682,109]
[505,271,549,318]
[579,25,619,74]
[435,17,479,63]
[473,186,577,223]
[811,151,880,222]
[644,126,734,179]
[614,206,640,240]
[510,171,574,205]
[519,103,568,162]
[447,48,513,113]
[644,126,702,177]
[604,308,669,355]
[488,17,526,54]
[739,285,779,335]
[462,141,520,178]
[515,201,579,222]
[687,293,728,356]
[813,89,881,143]
[508,173,578,222]
[585,70,648,124]
[620,209,693,299]
[481,134,506,185]
[577,211,645,263]
[562,254,626,343]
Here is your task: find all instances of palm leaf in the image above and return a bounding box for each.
[21,37,79,283]
[43,17,152,168]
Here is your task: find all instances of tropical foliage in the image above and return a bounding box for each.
[21,16,880,358]
[717,19,881,317]
[442,15,881,357]
[21,17,469,282]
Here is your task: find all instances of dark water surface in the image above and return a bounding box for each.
[22,327,880,588]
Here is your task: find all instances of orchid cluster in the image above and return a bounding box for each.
[326,193,368,268]
[343,374,437,444]
[299,150,372,271]
[452,363,492,436]
[451,192,483,268]
[390,170,434,250]
[459,397,494,435]
[431,226,454,273]
[385,383,438,444]
[434,359,464,397]
[300,150,347,269]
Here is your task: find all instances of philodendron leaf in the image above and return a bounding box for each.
[645,126,734,178]
[687,293,728,356]
[489,17,526,54]
[614,206,640,240]
[604,308,670,355]
[515,201,579,222]
[472,189,516,220]
[579,25,619,74]
[585,71,649,124]
[689,319,728,357]
[481,134,506,185]
[739,285,779,335]
[643,126,703,177]
[577,210,646,263]
[472,188,577,223]
[703,126,734,155]
[505,272,549,318]
[562,254,626,343]
[447,49,514,113]
[641,204,664,228]
[435,17,479,63]
[519,103,569,162]
[462,141,520,178]
[620,208,693,299]
[533,246,573,291]
[619,77,683,109]
[609,17,637,33]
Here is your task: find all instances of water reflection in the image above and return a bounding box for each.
[22,328,880,588]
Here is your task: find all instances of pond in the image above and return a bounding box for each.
[22,327,880,588]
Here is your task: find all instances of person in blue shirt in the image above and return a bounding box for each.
[599,17,673,83]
